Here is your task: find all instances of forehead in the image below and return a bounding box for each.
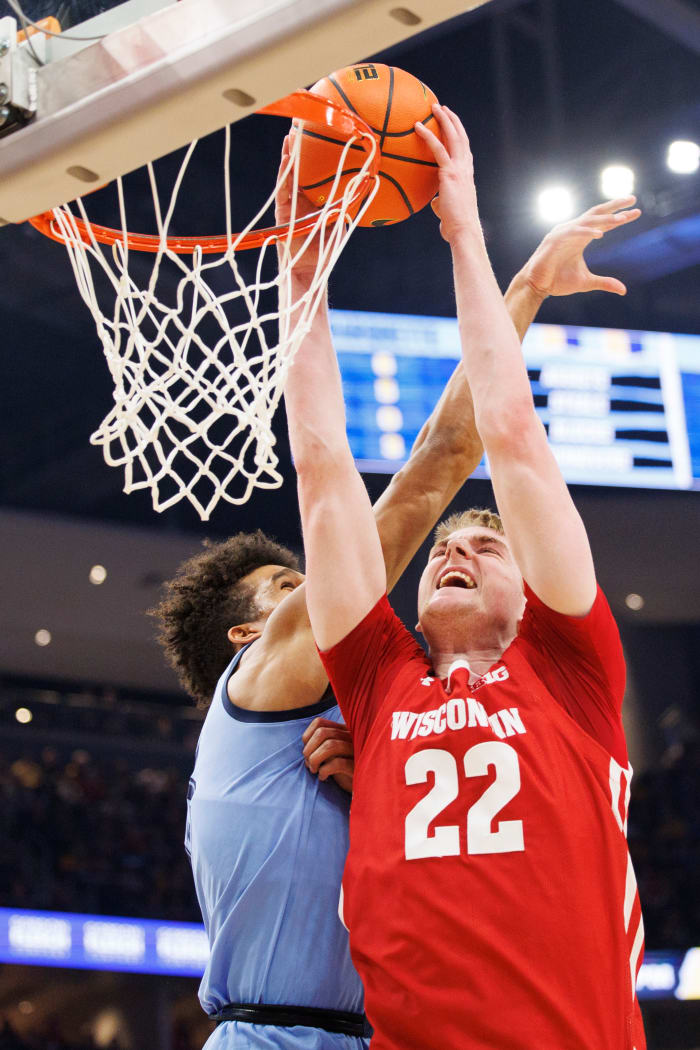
[434,527,510,551]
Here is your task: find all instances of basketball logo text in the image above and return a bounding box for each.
[352,65,379,81]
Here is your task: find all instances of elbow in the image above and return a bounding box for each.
[419,427,484,481]
[476,395,541,459]
[294,436,354,489]
[293,435,329,478]
[426,422,482,460]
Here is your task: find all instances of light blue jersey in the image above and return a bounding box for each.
[187,644,367,1050]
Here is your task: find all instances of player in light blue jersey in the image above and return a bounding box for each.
[189,642,363,1046]
[151,150,636,1047]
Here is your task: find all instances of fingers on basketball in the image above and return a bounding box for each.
[275,138,293,208]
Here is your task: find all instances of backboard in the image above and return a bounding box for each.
[0,0,494,223]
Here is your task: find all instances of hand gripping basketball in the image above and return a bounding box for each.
[415,104,481,245]
[275,135,325,279]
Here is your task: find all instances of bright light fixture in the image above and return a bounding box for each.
[600,165,635,199]
[625,593,644,611]
[536,186,575,224]
[667,140,700,174]
[15,708,33,724]
[34,628,52,647]
[89,564,107,585]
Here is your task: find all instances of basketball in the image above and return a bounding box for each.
[293,64,442,227]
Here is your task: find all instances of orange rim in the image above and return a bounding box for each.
[27,91,379,254]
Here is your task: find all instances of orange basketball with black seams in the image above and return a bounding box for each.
[294,64,442,227]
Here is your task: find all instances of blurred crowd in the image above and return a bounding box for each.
[0,1017,198,1050]
[0,745,199,921]
[1,739,699,945]
[0,680,698,942]
[0,1018,122,1050]
[628,737,700,950]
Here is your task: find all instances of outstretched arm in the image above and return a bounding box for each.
[279,149,385,653]
[416,106,639,616]
[377,196,640,585]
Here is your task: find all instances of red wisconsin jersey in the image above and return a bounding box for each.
[320,585,646,1050]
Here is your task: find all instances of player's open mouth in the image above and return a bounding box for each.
[438,570,476,590]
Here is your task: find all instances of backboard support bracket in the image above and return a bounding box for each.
[0,17,40,140]
[0,0,495,223]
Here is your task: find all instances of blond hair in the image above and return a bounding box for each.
[433,507,504,545]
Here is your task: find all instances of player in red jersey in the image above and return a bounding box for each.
[285,106,646,1050]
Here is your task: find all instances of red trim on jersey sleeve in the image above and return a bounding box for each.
[519,582,628,766]
[318,594,427,750]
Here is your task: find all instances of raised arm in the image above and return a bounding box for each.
[377,196,640,587]
[415,106,639,616]
[279,155,385,653]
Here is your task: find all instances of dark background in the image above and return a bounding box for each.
[0,0,699,1047]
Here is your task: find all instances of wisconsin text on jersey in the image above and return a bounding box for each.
[391,666,527,742]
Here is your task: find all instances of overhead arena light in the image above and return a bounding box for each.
[536,186,575,224]
[667,140,700,175]
[600,165,635,199]
[89,564,108,585]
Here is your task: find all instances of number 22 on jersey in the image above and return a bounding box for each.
[405,742,525,860]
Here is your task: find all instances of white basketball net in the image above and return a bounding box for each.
[47,120,378,520]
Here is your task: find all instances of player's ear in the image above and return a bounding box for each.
[415,620,424,635]
[227,622,264,647]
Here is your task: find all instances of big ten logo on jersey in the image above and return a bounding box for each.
[471,665,509,691]
[350,64,379,82]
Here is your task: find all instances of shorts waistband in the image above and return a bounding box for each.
[210,1002,369,1037]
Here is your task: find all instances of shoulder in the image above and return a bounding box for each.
[517,581,627,761]
[228,622,331,714]
[318,595,428,750]
[519,581,625,696]
[520,582,622,660]
[322,594,424,665]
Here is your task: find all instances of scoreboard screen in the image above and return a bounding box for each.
[331,310,700,491]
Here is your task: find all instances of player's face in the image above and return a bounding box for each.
[241,564,305,620]
[417,527,524,636]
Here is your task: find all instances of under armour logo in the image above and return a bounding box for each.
[420,676,434,687]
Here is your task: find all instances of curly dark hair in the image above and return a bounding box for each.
[150,531,300,708]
